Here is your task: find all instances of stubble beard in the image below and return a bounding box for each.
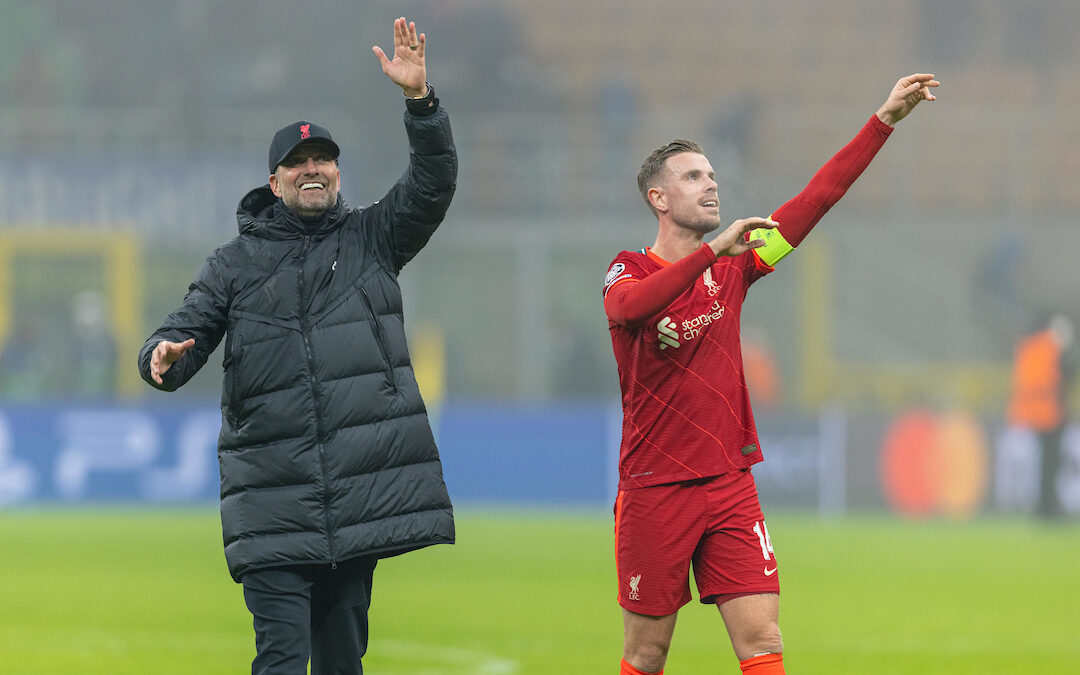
[677,212,721,235]
[286,187,337,218]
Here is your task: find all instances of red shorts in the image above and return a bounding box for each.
[614,469,779,616]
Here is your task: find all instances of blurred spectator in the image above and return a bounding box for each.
[411,1,530,111]
[599,76,639,211]
[975,231,1025,345]
[0,314,49,399]
[709,95,762,218]
[711,96,758,162]
[1,1,85,144]
[69,290,117,396]
[1,293,116,399]
[1007,313,1074,518]
[741,325,781,410]
[11,46,59,106]
[553,314,614,398]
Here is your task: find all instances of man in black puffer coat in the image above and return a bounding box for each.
[137,17,455,674]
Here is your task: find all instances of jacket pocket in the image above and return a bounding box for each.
[222,317,243,421]
[358,286,398,393]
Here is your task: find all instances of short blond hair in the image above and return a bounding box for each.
[637,139,704,216]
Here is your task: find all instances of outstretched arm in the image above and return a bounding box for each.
[754,73,940,264]
[138,255,229,391]
[367,17,456,273]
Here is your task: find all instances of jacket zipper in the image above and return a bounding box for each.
[299,234,337,567]
[359,286,399,393]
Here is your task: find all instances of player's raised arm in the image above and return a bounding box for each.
[875,73,939,127]
[372,16,429,99]
[757,72,941,265]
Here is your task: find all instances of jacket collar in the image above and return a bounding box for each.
[235,184,347,239]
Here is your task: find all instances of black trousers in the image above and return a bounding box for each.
[1038,426,1065,518]
[242,556,378,675]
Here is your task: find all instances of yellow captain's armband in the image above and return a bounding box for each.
[749,223,794,267]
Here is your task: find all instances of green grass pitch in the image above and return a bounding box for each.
[1,507,1078,673]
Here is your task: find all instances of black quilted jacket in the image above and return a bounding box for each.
[138,107,457,581]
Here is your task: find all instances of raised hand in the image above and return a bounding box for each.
[708,217,777,258]
[876,73,939,127]
[372,17,428,98]
[150,338,195,385]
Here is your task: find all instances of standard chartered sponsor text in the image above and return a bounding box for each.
[681,301,725,340]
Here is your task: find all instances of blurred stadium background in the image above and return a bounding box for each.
[1,0,1079,672]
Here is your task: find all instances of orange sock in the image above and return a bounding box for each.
[739,652,785,673]
[620,658,662,675]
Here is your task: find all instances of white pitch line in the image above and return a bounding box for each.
[370,639,519,675]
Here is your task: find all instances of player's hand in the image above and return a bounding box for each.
[372,17,428,98]
[876,73,939,127]
[150,338,195,385]
[708,217,777,258]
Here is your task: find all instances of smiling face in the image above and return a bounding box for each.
[269,143,341,217]
[653,152,721,233]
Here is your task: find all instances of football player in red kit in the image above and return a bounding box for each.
[604,74,938,674]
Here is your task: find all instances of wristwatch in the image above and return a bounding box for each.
[405,83,437,115]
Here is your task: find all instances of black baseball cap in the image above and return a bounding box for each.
[268,120,340,173]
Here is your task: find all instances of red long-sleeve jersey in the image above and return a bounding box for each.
[604,115,893,490]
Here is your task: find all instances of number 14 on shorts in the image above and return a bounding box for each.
[753,521,776,575]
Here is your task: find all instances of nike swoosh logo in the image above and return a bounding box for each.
[764,566,777,576]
